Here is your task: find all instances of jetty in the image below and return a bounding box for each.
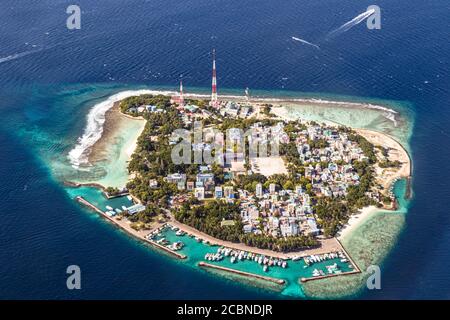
[75,196,186,260]
[198,261,285,285]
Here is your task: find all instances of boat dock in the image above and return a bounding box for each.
[198,262,285,285]
[75,196,186,260]
[300,239,361,283]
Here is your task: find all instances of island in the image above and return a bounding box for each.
[68,90,411,298]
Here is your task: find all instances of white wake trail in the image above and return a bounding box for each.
[0,49,42,64]
[327,8,376,38]
[291,37,320,49]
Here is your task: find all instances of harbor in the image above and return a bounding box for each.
[71,185,361,296]
[72,189,187,260]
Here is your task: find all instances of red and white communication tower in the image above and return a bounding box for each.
[211,49,218,108]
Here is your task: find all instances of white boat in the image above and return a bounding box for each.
[282,261,287,268]
[127,195,132,201]
[106,205,113,211]
[231,256,236,263]
[263,265,268,272]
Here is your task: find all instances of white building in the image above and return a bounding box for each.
[256,183,263,198]
[194,187,205,200]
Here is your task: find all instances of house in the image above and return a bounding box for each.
[307,218,320,236]
[269,183,276,194]
[186,181,195,191]
[194,187,205,200]
[215,186,223,198]
[256,183,263,198]
[149,179,158,189]
[177,181,186,190]
[196,173,214,184]
[280,222,299,237]
[165,173,186,184]
[224,186,235,199]
[126,203,146,215]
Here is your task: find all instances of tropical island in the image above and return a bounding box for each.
[68,88,411,297]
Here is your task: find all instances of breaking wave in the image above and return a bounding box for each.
[67,89,176,168]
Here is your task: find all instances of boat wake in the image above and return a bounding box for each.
[0,49,42,64]
[67,89,175,168]
[327,8,376,38]
[291,37,320,50]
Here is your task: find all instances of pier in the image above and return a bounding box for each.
[198,262,285,285]
[75,196,186,260]
[300,239,361,283]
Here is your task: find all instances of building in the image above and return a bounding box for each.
[196,173,214,184]
[149,179,158,189]
[269,183,276,194]
[186,181,195,191]
[215,186,223,198]
[307,218,320,236]
[177,181,185,190]
[165,173,186,184]
[256,183,263,198]
[280,222,299,237]
[224,186,235,199]
[194,187,205,200]
[126,204,146,215]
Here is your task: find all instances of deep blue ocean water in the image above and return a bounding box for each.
[1,0,450,299]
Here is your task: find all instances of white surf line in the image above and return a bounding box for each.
[291,36,320,49]
[327,8,376,38]
[67,89,176,168]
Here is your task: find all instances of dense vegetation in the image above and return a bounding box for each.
[175,200,318,252]
[120,96,383,240]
